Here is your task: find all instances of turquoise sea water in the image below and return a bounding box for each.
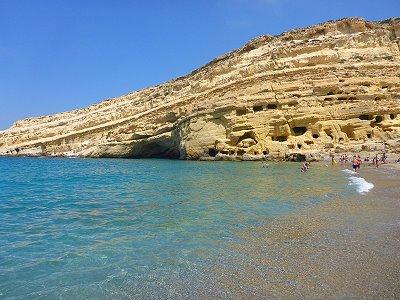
[0,158,357,299]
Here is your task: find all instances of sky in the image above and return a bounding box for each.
[0,0,399,130]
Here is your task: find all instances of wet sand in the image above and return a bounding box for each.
[210,164,400,298]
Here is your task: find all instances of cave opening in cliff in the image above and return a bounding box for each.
[324,129,334,140]
[288,153,306,162]
[312,134,319,139]
[367,133,372,138]
[297,144,302,149]
[390,114,396,120]
[326,91,334,96]
[236,108,247,116]
[208,148,217,157]
[237,131,257,145]
[341,125,355,139]
[275,136,288,142]
[263,150,268,155]
[375,115,383,123]
[359,114,373,120]
[253,105,263,112]
[267,104,277,109]
[297,154,306,162]
[292,126,307,136]
[237,149,246,156]
[128,138,181,159]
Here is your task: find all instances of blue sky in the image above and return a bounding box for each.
[0,0,399,129]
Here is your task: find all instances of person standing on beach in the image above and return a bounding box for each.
[352,155,358,172]
[356,155,362,172]
[352,155,362,172]
[373,154,379,168]
[331,153,335,166]
[381,152,387,164]
[339,155,344,166]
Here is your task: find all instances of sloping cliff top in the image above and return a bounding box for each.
[1,17,400,160]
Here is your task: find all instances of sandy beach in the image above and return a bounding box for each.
[210,163,400,298]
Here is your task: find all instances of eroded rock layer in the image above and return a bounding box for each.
[1,18,400,160]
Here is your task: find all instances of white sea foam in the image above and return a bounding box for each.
[341,169,374,194]
[348,176,374,195]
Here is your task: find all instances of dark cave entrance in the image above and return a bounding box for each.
[253,105,263,112]
[128,138,181,159]
[208,148,217,157]
[292,126,307,136]
[267,103,278,109]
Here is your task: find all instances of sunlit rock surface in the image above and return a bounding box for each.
[1,18,400,160]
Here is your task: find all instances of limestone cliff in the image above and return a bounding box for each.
[1,18,400,160]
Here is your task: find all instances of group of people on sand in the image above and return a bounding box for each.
[339,154,349,164]
[336,151,390,172]
[299,151,395,174]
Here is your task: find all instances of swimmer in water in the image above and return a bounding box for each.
[301,161,310,172]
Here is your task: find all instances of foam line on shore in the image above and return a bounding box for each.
[342,169,374,195]
[341,170,374,195]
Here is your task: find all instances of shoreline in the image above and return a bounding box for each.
[210,163,400,298]
[1,150,399,163]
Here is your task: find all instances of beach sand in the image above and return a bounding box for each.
[209,163,400,298]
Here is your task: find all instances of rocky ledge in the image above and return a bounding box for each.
[1,18,400,161]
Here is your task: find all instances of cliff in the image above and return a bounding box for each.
[1,18,400,160]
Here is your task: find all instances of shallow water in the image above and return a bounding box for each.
[0,158,360,299]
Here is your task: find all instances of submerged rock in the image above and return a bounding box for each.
[1,18,400,160]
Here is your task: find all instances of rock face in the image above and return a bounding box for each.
[1,18,400,160]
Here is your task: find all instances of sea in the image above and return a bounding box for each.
[0,157,373,299]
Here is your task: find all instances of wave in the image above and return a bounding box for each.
[348,176,374,195]
[341,169,374,194]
